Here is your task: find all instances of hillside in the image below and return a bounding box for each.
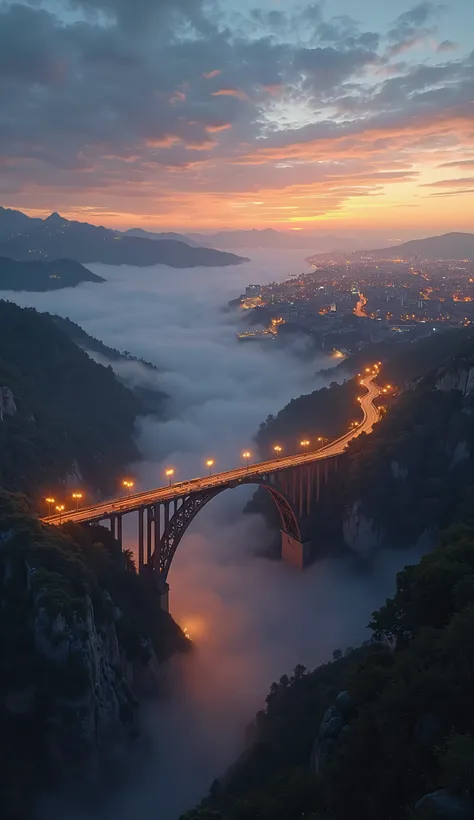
[50,314,168,416]
[0,300,145,499]
[185,520,474,820]
[311,232,474,261]
[122,227,201,246]
[0,257,105,291]
[0,209,247,268]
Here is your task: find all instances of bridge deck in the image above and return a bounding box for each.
[42,374,381,526]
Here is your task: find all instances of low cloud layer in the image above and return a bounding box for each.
[10,253,426,818]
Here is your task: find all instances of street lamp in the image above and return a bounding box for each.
[165,468,174,486]
[242,450,251,469]
[55,504,65,523]
[45,497,55,515]
[274,445,282,458]
[300,439,310,448]
[317,436,328,448]
[72,491,83,510]
[122,479,134,497]
[206,459,214,476]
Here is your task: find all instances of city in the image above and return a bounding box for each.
[233,255,474,357]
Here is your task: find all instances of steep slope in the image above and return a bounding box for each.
[0,301,143,499]
[0,257,105,291]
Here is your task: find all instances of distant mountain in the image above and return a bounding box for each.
[0,257,105,291]
[311,232,474,262]
[122,227,202,246]
[187,228,385,252]
[0,206,42,240]
[0,208,247,268]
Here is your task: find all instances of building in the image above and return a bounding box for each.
[245,284,261,297]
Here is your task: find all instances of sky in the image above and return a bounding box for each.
[1,0,474,236]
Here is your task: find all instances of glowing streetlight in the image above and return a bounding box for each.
[274,445,282,458]
[317,436,328,448]
[72,491,83,510]
[45,497,55,515]
[165,468,175,486]
[300,439,310,448]
[55,504,65,523]
[242,451,251,469]
[122,479,134,497]
[206,459,214,476]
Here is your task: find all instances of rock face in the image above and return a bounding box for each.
[435,362,474,396]
[0,386,16,421]
[30,586,138,778]
[310,691,354,773]
[343,502,386,556]
[414,789,474,818]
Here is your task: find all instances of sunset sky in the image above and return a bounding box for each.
[1,0,473,237]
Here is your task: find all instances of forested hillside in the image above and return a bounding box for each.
[0,300,142,499]
[184,520,474,820]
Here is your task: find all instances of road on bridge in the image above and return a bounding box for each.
[43,373,382,526]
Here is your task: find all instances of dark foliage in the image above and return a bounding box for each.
[0,300,141,498]
[0,257,104,291]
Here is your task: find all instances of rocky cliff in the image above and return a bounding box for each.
[0,385,16,422]
[0,491,188,818]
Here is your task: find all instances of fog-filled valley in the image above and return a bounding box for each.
[2,250,428,819]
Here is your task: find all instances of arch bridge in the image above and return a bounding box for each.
[43,374,381,610]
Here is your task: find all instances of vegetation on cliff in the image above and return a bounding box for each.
[0,300,142,499]
[184,520,474,820]
[0,490,188,820]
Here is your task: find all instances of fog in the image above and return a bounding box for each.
[8,251,424,818]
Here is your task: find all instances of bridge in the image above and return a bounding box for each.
[43,373,382,609]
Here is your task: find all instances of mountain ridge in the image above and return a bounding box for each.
[0,208,247,268]
[309,231,474,261]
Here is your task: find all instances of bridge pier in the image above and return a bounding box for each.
[138,507,144,570]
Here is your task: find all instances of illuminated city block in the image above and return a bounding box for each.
[281,531,311,570]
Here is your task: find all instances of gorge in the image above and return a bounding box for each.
[2,251,474,820]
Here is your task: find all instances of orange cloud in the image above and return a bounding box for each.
[203,69,221,79]
[146,136,180,148]
[205,123,232,133]
[262,84,284,96]
[211,88,249,101]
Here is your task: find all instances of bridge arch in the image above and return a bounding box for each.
[150,479,301,580]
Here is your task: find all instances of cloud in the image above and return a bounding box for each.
[437,39,458,52]
[438,158,474,168]
[0,0,473,230]
[420,176,474,187]
[386,2,439,56]
[211,88,249,100]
